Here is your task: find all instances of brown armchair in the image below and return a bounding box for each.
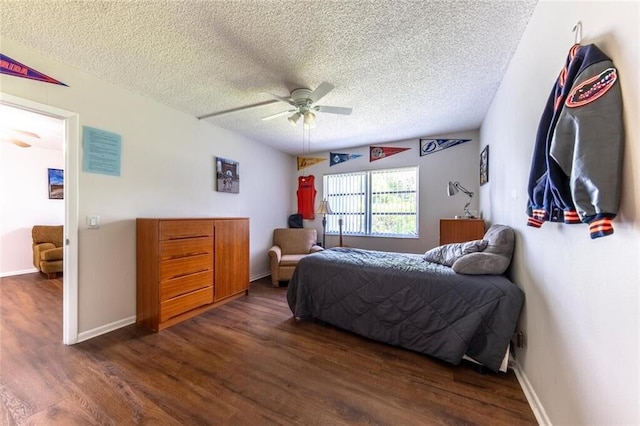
[32,225,63,278]
[268,228,323,287]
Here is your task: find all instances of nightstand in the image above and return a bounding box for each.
[439,219,485,245]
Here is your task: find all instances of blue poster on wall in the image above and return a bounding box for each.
[82,126,122,176]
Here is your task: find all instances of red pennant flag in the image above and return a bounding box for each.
[1,54,68,86]
[369,146,410,162]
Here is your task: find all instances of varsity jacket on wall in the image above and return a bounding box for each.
[526,43,624,239]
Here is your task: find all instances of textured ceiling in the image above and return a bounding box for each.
[0,0,537,155]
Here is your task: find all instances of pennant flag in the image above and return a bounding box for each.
[297,156,326,171]
[419,138,471,156]
[369,146,410,162]
[0,54,68,86]
[330,152,363,166]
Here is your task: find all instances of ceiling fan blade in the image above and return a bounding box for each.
[262,91,295,106]
[261,110,296,121]
[308,82,335,104]
[2,138,31,148]
[315,105,353,115]
[197,100,280,119]
[10,128,41,139]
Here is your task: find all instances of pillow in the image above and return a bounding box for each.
[451,224,515,274]
[452,252,510,275]
[423,239,488,267]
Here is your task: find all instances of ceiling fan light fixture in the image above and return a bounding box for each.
[255,82,352,128]
[303,111,316,128]
[288,112,301,126]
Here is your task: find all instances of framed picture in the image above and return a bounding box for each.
[48,168,64,199]
[216,157,239,193]
[480,145,489,185]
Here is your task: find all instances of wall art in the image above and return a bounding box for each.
[480,145,489,185]
[419,138,471,156]
[48,168,64,199]
[216,157,239,193]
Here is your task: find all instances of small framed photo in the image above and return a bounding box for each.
[48,168,64,199]
[216,157,239,193]
[480,145,489,185]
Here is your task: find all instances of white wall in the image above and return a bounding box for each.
[0,143,64,276]
[296,131,480,253]
[480,1,639,424]
[0,37,294,335]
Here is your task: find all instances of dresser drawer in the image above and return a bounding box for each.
[160,286,213,322]
[160,253,213,281]
[161,271,213,301]
[160,237,212,261]
[137,217,249,332]
[160,220,213,241]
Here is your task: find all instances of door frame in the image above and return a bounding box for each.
[1,93,79,344]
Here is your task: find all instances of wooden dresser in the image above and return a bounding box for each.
[439,218,485,245]
[136,217,249,332]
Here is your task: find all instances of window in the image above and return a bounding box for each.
[322,166,418,238]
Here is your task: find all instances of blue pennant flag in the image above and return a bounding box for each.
[1,53,68,86]
[330,152,363,166]
[419,139,471,156]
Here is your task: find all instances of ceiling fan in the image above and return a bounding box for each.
[0,128,39,148]
[261,82,352,128]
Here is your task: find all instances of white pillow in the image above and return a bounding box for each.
[423,239,488,267]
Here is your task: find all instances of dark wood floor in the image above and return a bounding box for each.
[0,273,536,425]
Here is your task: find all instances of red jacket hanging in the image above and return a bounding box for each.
[297,175,316,220]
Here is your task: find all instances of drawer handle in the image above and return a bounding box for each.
[166,250,211,259]
[169,234,209,240]
[169,269,211,279]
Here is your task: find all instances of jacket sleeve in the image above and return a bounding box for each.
[549,61,624,239]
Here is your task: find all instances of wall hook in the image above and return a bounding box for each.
[572,21,582,45]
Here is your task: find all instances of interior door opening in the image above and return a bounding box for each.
[1,93,79,344]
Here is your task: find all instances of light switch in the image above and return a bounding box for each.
[87,216,100,229]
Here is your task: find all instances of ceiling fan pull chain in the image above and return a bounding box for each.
[301,122,306,154]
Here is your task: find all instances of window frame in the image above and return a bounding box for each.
[322,166,419,239]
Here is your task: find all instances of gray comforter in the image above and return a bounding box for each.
[287,248,524,372]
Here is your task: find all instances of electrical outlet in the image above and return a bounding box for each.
[515,331,524,348]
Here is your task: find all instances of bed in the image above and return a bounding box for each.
[286,225,524,373]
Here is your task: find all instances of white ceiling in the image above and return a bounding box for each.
[0,1,537,155]
[0,104,64,151]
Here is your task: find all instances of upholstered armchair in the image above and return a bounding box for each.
[32,225,63,278]
[268,228,323,287]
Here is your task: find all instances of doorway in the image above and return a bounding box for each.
[0,93,79,344]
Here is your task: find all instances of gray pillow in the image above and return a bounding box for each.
[452,252,511,275]
[423,239,488,267]
[452,224,515,274]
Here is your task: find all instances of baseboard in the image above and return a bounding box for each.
[512,359,552,425]
[0,268,39,277]
[76,315,136,343]
[76,276,269,343]
[250,271,271,281]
